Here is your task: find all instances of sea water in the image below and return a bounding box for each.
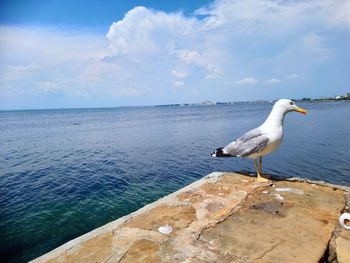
[1,101,349,262]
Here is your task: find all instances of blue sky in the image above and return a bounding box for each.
[0,0,349,109]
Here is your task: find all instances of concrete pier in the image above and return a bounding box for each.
[31,172,350,263]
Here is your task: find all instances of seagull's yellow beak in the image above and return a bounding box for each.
[293,106,308,115]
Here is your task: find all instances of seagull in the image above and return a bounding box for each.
[211,99,307,182]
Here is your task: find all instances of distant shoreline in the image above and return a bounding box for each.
[1,94,349,112]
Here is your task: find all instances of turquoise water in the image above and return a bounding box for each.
[0,101,349,262]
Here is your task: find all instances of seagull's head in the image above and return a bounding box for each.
[274,99,308,115]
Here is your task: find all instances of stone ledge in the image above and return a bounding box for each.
[31,172,349,263]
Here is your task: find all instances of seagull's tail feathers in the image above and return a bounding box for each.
[211,147,233,158]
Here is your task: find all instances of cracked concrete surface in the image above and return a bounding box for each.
[31,173,349,263]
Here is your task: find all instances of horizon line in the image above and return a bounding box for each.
[1,96,346,112]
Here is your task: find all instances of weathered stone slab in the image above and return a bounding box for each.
[31,173,349,263]
[200,181,344,262]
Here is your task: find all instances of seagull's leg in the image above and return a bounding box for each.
[253,159,259,177]
[256,157,269,183]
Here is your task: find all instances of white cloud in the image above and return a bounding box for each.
[177,49,221,79]
[111,87,141,97]
[178,50,200,63]
[205,74,218,80]
[0,26,108,65]
[196,0,350,32]
[328,0,350,28]
[106,7,222,82]
[35,81,60,94]
[301,32,330,60]
[205,67,222,80]
[172,80,184,87]
[192,88,199,95]
[0,63,42,82]
[0,26,147,101]
[0,26,109,98]
[265,78,281,84]
[171,70,187,79]
[236,77,257,85]
[285,73,305,80]
[106,6,198,57]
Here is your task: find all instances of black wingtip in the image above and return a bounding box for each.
[211,147,232,157]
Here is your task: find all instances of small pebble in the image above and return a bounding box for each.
[208,240,218,250]
[262,191,269,194]
[158,224,173,235]
[274,194,284,201]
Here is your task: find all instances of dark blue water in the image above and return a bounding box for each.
[1,101,349,262]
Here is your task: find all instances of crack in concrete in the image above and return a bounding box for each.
[196,184,266,241]
[254,240,285,260]
[116,246,129,263]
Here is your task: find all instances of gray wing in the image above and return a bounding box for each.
[223,128,269,157]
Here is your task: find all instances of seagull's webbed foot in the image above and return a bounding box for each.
[254,158,270,183]
[256,174,270,183]
[254,156,270,183]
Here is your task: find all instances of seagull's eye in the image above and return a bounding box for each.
[289,101,294,105]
